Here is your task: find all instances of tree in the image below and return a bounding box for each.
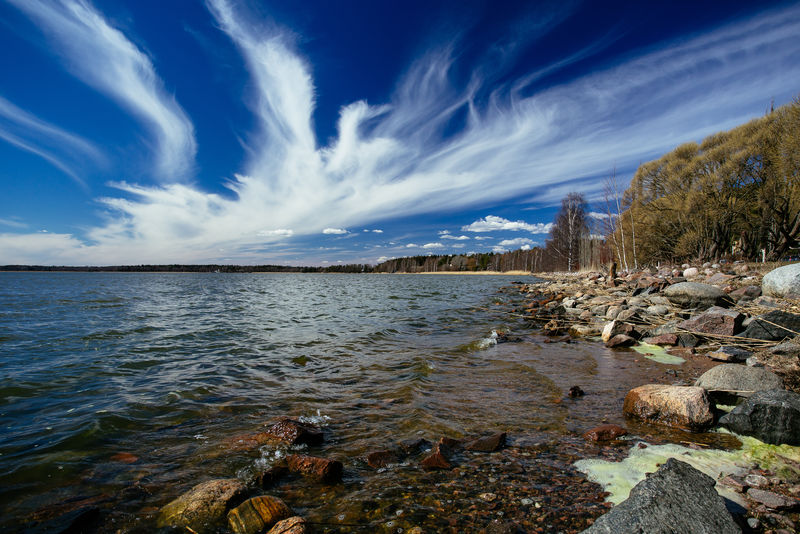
[548,192,589,271]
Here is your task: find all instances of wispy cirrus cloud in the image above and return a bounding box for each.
[3,2,800,264]
[322,228,348,235]
[7,0,196,179]
[0,95,103,188]
[498,237,535,247]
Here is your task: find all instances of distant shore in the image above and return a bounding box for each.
[382,270,534,275]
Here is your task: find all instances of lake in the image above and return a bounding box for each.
[0,272,731,532]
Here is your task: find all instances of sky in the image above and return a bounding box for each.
[0,0,798,266]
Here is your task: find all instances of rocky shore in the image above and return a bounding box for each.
[519,261,800,533]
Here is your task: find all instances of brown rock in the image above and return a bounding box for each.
[398,438,430,455]
[267,516,310,534]
[253,465,289,489]
[158,479,249,533]
[227,496,293,534]
[421,442,452,470]
[568,385,585,397]
[262,418,323,446]
[582,424,628,442]
[643,333,679,346]
[623,384,713,430]
[542,319,564,335]
[110,452,139,464]
[605,334,636,348]
[366,450,399,469]
[465,432,506,452]
[286,454,343,483]
[677,306,744,336]
[747,488,800,510]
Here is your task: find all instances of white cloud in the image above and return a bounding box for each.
[492,246,508,253]
[498,237,535,247]
[322,228,348,234]
[8,0,196,179]
[422,242,444,249]
[474,236,491,241]
[440,233,470,240]
[4,3,800,264]
[588,211,615,220]
[257,228,293,237]
[0,217,28,229]
[520,244,531,251]
[463,215,552,233]
[372,229,383,233]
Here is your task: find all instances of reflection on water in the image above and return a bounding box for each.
[0,273,732,532]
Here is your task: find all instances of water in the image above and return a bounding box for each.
[0,273,736,532]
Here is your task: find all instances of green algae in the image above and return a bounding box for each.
[575,432,800,505]
[632,343,685,365]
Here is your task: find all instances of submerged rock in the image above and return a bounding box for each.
[286,454,343,483]
[157,478,248,534]
[762,263,800,298]
[737,310,800,341]
[718,389,800,445]
[267,516,311,534]
[421,441,453,470]
[227,496,293,534]
[695,364,783,397]
[581,458,740,533]
[465,432,506,452]
[623,385,713,430]
[582,424,627,442]
[366,449,400,469]
[663,282,731,310]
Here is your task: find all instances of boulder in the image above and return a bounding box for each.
[581,458,740,534]
[421,441,453,470]
[267,516,311,534]
[729,285,761,300]
[601,321,639,342]
[582,424,627,442]
[623,385,713,430]
[707,346,752,363]
[746,488,800,510]
[663,282,731,310]
[677,306,744,336]
[695,363,784,397]
[158,479,249,533]
[605,334,636,348]
[286,454,343,483]
[465,432,506,452]
[262,418,323,446]
[683,267,699,278]
[737,310,800,341]
[762,263,800,298]
[227,496,293,534]
[718,389,800,445]
[643,333,679,346]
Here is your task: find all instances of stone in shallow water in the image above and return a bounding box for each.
[227,496,293,534]
[623,385,713,431]
[286,454,343,483]
[267,516,311,534]
[262,417,323,446]
[718,389,800,446]
[582,424,627,442]
[465,432,506,452]
[158,478,248,534]
[605,334,636,348]
[421,442,453,470]
[581,458,740,534]
[366,449,400,469]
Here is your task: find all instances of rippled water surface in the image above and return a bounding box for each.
[0,273,731,532]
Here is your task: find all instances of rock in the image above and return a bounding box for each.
[227,496,293,534]
[643,333,679,346]
[158,479,249,533]
[286,454,343,483]
[762,263,800,298]
[683,267,699,278]
[592,304,610,316]
[569,324,599,337]
[421,441,453,470]
[695,364,784,397]
[602,320,639,342]
[562,298,576,308]
[646,305,670,315]
[677,333,700,348]
[623,385,713,430]
[542,319,565,335]
[707,346,752,362]
[398,438,430,455]
[605,334,636,348]
[746,357,763,367]
[262,418,323,446]
[568,385,585,397]
[253,465,289,489]
[663,282,732,310]
[730,285,761,300]
[706,273,734,285]
[718,389,800,445]
[465,432,506,452]
[267,516,310,534]
[769,339,800,356]
[738,311,800,341]
[677,306,744,336]
[747,488,800,510]
[582,424,627,442]
[581,458,740,533]
[745,473,769,488]
[366,450,399,469]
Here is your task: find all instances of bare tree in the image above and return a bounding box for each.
[549,193,589,271]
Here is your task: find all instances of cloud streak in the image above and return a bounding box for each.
[7,0,196,179]
[3,3,800,264]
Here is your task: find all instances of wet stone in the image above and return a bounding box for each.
[398,438,431,455]
[465,432,507,452]
[421,442,453,470]
[286,454,343,483]
[227,496,293,534]
[568,385,585,397]
[263,417,324,446]
[582,424,627,442]
[366,449,400,469]
[267,516,310,534]
[605,334,636,348]
[157,478,249,534]
[253,465,289,489]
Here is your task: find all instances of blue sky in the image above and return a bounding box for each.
[0,0,798,266]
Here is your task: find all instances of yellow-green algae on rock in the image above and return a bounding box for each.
[575,434,800,506]
[631,343,685,365]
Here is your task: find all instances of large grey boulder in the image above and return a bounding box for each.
[695,364,783,398]
[737,310,800,341]
[663,282,732,310]
[762,263,800,298]
[582,458,740,533]
[719,389,800,445]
